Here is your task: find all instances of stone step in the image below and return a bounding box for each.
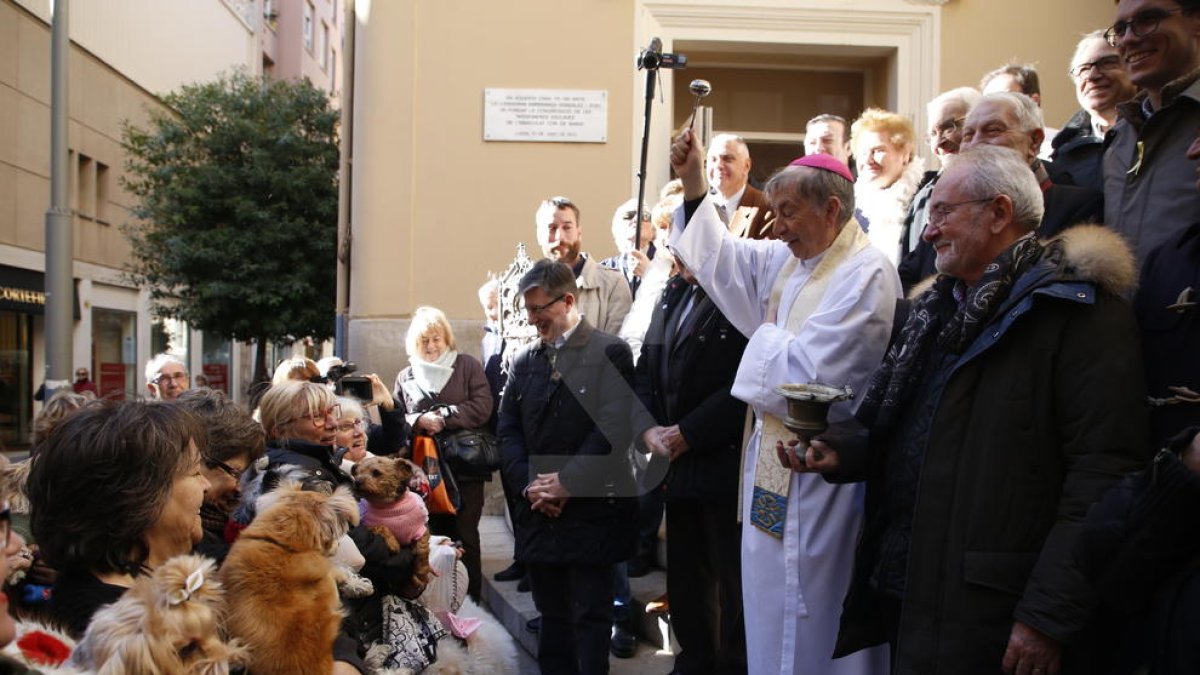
[478,515,677,673]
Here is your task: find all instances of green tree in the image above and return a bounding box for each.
[121,72,339,386]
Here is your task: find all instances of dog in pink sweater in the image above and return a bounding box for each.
[351,455,432,586]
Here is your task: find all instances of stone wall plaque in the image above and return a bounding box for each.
[483,88,607,143]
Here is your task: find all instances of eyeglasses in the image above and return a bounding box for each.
[291,404,341,428]
[621,209,651,222]
[526,294,565,315]
[154,371,188,384]
[929,117,966,139]
[336,418,366,433]
[1104,7,1187,46]
[204,457,244,481]
[927,197,996,227]
[1069,54,1124,79]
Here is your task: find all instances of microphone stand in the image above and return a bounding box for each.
[634,66,657,253]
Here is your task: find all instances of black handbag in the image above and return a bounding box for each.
[435,428,501,478]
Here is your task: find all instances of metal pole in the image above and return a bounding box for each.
[44,0,73,394]
[334,0,356,359]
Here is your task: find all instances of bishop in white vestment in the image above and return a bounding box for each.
[669,133,900,675]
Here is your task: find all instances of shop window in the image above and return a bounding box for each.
[201,333,232,394]
[92,308,137,401]
[0,311,33,448]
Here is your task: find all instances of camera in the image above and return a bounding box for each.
[338,376,373,401]
[314,360,374,401]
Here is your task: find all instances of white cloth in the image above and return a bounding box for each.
[671,194,899,675]
[855,161,925,267]
[408,349,458,395]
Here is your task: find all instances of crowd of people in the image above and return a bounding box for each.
[1,1,1197,674]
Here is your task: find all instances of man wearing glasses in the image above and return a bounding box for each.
[498,258,636,674]
[897,86,981,292]
[1049,31,1137,192]
[144,353,190,401]
[535,196,631,335]
[1103,0,1200,263]
[808,145,1148,674]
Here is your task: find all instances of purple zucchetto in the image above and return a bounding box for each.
[787,154,855,183]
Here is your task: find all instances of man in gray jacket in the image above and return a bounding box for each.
[535,196,631,333]
[1102,0,1200,263]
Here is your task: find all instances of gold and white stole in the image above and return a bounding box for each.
[745,219,870,538]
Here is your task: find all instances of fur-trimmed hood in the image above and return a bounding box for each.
[907,224,1136,300]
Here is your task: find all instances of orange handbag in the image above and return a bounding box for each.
[411,434,459,515]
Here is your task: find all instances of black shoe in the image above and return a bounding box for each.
[517,574,531,593]
[525,616,541,633]
[626,556,653,578]
[493,561,525,582]
[610,624,636,658]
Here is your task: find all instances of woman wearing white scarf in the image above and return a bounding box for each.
[393,306,493,601]
[851,108,924,267]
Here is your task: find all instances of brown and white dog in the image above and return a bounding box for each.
[72,554,248,675]
[352,456,433,588]
[220,483,359,675]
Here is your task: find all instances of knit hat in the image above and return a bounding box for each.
[788,154,855,183]
[361,491,428,545]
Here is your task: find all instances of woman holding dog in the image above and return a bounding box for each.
[394,306,493,601]
[256,381,421,673]
[26,400,212,638]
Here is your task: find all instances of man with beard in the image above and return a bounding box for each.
[535,196,631,334]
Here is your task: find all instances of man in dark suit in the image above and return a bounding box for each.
[707,134,774,240]
[498,259,637,675]
[632,261,749,675]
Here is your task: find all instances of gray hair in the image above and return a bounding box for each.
[927,87,982,120]
[975,91,1044,132]
[1070,30,1109,71]
[949,145,1044,232]
[144,352,186,384]
[764,165,856,225]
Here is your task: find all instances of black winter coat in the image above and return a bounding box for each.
[1078,427,1200,675]
[498,319,637,566]
[835,228,1150,674]
[1135,222,1200,446]
[1050,109,1106,193]
[630,276,748,502]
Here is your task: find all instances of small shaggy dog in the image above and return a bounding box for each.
[352,456,433,587]
[221,483,360,675]
[71,554,247,674]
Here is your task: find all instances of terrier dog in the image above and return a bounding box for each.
[220,483,360,675]
[352,456,433,587]
[72,554,248,675]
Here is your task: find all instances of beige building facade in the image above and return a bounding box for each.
[343,0,1117,381]
[0,0,263,445]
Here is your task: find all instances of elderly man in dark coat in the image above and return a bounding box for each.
[795,145,1149,675]
[498,259,636,675]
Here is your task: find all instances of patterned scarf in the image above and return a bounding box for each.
[858,233,1056,428]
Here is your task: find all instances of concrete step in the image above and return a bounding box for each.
[478,515,677,673]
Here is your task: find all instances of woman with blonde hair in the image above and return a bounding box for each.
[850,108,926,266]
[393,306,492,600]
